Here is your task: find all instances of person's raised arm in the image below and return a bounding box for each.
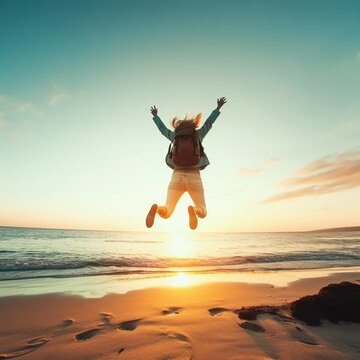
[150,105,174,141]
[216,96,227,111]
[197,97,227,140]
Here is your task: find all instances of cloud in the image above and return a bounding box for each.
[356,51,360,60]
[0,94,42,117]
[262,149,360,203]
[15,101,42,116]
[212,189,243,199]
[262,157,279,166]
[0,94,42,140]
[49,87,69,106]
[235,157,278,177]
[236,167,262,176]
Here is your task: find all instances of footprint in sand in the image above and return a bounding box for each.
[75,328,102,341]
[164,332,191,343]
[161,307,182,316]
[0,337,49,359]
[208,307,231,316]
[116,319,142,331]
[0,318,77,358]
[290,326,319,345]
[99,312,113,325]
[239,321,266,333]
[75,315,141,342]
[61,319,74,327]
[159,331,192,360]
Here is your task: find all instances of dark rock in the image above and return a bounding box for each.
[239,321,265,333]
[237,308,258,320]
[290,295,322,326]
[290,281,360,326]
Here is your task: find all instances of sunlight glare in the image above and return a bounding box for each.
[172,272,188,287]
[168,231,194,258]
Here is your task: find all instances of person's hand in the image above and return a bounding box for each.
[150,105,158,117]
[216,97,227,110]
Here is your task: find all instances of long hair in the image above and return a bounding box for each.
[171,113,202,129]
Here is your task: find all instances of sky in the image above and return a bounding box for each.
[0,0,359,232]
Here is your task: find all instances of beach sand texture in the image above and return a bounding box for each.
[1,272,360,360]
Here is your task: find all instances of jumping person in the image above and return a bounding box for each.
[146,97,227,230]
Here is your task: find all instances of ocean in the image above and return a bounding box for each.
[1,227,359,297]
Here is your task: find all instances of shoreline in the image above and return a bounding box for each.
[1,271,359,359]
[1,265,360,298]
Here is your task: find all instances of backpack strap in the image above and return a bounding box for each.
[193,133,200,156]
[167,142,173,159]
[199,140,204,156]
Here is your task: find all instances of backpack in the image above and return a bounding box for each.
[167,123,204,166]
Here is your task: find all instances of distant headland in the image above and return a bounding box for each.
[311,226,360,232]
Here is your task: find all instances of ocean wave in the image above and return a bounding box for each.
[0,251,359,272]
[1,261,360,282]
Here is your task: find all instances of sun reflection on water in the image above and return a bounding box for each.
[168,232,194,259]
[165,231,197,287]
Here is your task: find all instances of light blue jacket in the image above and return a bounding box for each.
[152,109,221,170]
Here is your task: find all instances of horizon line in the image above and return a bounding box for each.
[0,224,359,234]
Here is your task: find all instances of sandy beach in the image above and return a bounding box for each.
[1,271,359,360]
